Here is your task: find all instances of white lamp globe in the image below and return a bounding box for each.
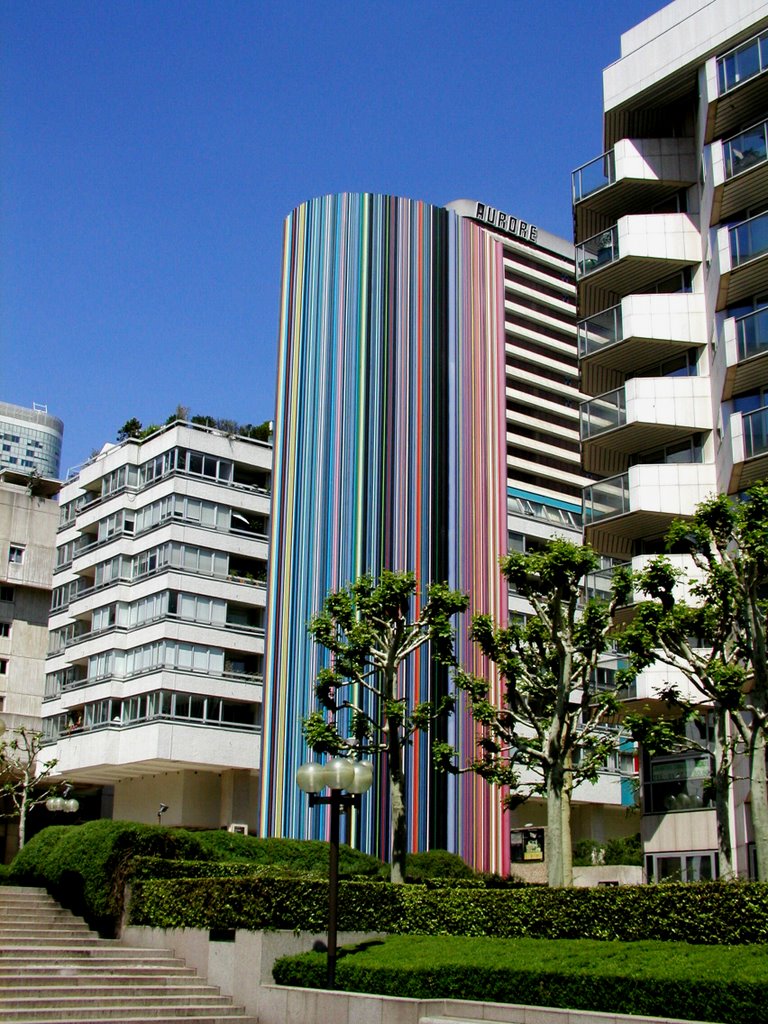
[296,762,327,794]
[324,757,355,791]
[347,761,373,795]
[63,799,79,814]
[45,796,65,812]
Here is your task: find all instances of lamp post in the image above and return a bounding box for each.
[296,757,373,989]
[45,784,79,815]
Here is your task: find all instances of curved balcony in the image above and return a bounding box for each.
[720,306,768,400]
[580,376,711,477]
[578,293,706,396]
[714,210,768,309]
[723,405,768,492]
[710,118,768,224]
[705,27,768,141]
[576,214,701,319]
[583,463,716,558]
[573,139,696,243]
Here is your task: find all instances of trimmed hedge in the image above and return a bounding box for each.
[190,832,383,877]
[273,934,768,1024]
[10,821,205,935]
[128,874,768,944]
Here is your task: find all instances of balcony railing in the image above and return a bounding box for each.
[578,304,623,359]
[576,226,618,278]
[735,305,768,361]
[572,151,616,204]
[580,388,626,440]
[583,473,630,525]
[724,118,768,179]
[718,27,768,95]
[729,209,768,267]
[743,405,768,459]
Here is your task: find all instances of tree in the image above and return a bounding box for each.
[446,539,631,888]
[303,570,468,883]
[619,483,768,880]
[0,727,59,850]
[116,417,143,442]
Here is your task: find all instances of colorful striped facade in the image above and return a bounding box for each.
[262,192,583,873]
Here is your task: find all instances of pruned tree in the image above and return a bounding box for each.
[619,483,768,880]
[303,570,468,883]
[444,539,632,888]
[0,727,59,850]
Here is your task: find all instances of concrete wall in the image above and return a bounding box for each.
[120,923,709,1024]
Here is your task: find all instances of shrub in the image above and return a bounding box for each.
[191,832,382,877]
[128,874,768,945]
[10,821,205,935]
[604,833,642,866]
[272,934,768,1024]
[404,849,475,881]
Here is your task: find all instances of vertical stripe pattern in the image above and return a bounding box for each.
[262,193,508,871]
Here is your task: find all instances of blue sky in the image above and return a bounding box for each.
[2,0,663,474]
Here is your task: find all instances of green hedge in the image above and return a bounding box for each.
[190,832,383,877]
[272,934,768,1024]
[129,874,768,944]
[10,821,205,935]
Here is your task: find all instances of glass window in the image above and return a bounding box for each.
[8,546,24,564]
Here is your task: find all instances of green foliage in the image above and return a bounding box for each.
[189,832,383,877]
[128,874,768,945]
[450,538,631,887]
[404,850,475,882]
[573,834,642,867]
[305,570,468,882]
[9,821,206,935]
[272,934,768,1024]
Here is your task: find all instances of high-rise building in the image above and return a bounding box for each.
[0,402,64,479]
[572,0,768,880]
[40,421,271,831]
[0,466,60,861]
[263,192,635,874]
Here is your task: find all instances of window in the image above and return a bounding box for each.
[8,546,24,565]
[0,659,7,675]
[646,852,717,883]
[0,623,9,638]
[0,587,14,602]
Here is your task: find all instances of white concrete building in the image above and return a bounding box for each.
[41,421,271,832]
[573,0,768,880]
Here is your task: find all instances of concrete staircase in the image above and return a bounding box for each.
[0,886,257,1024]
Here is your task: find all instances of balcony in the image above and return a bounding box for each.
[706,27,768,141]
[710,118,768,224]
[42,717,262,784]
[580,376,711,477]
[573,140,697,242]
[714,210,768,309]
[723,405,768,492]
[720,306,768,399]
[583,463,716,558]
[576,214,700,319]
[578,293,706,396]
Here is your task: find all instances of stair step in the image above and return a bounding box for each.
[0,995,238,1010]
[0,965,198,979]
[0,1018,258,1024]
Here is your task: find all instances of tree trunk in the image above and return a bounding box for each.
[713,712,735,880]
[18,777,28,851]
[389,747,407,884]
[546,772,566,887]
[561,767,573,888]
[749,725,768,881]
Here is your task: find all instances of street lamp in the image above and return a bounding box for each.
[45,784,79,815]
[296,757,373,989]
